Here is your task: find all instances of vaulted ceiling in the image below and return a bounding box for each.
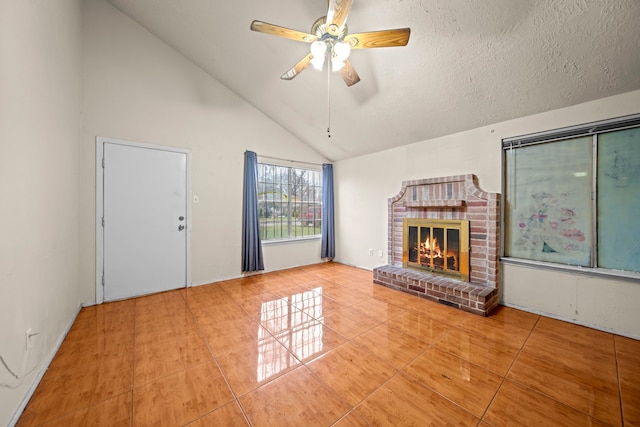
[106,0,640,161]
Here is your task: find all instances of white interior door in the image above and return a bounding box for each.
[102,141,188,301]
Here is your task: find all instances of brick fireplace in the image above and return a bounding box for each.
[373,174,500,316]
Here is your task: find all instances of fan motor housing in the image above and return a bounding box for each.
[312,16,348,42]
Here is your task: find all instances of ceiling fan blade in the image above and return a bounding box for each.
[280,53,313,80]
[250,20,317,43]
[339,59,360,87]
[326,0,352,36]
[344,28,411,49]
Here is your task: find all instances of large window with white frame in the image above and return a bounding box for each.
[503,114,640,275]
[257,162,322,241]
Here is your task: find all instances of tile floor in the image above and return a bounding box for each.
[17,262,640,426]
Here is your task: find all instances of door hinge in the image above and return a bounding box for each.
[102,158,105,168]
[101,275,105,287]
[102,217,105,227]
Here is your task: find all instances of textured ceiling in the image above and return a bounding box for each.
[105,0,640,161]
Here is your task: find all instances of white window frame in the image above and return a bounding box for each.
[257,160,322,243]
[501,113,640,280]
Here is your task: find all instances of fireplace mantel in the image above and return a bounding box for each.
[402,200,465,208]
[374,174,500,316]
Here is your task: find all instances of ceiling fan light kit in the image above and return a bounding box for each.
[310,40,327,70]
[250,0,410,138]
[331,41,351,71]
[250,0,410,87]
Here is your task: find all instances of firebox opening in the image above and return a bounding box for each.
[403,219,470,281]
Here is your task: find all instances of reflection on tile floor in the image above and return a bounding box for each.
[17,262,639,426]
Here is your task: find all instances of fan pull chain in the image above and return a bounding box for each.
[327,62,331,138]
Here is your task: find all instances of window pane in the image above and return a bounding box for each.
[408,226,418,263]
[504,136,593,266]
[420,227,430,267]
[597,128,640,272]
[257,163,322,241]
[447,228,460,271]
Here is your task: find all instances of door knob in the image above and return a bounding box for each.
[179,216,184,221]
[178,225,185,231]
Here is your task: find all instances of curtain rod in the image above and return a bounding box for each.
[254,153,327,168]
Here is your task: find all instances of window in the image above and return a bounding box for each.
[257,163,322,241]
[503,114,640,275]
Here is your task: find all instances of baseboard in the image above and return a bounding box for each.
[190,261,336,288]
[351,264,374,271]
[191,275,240,287]
[9,304,83,427]
[500,301,640,340]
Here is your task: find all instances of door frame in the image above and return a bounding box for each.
[95,136,192,304]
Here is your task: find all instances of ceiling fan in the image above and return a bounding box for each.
[250,0,411,87]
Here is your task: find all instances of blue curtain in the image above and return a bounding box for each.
[321,163,335,258]
[241,151,264,272]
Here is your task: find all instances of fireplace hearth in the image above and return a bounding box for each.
[373,174,500,316]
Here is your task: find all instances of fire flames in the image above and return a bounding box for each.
[419,236,458,270]
[420,236,442,258]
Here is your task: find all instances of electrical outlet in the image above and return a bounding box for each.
[368,249,373,256]
[378,250,383,257]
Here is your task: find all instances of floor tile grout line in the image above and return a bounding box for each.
[369,367,481,423]
[499,316,622,426]
[475,313,542,423]
[20,263,637,426]
[184,284,256,426]
[432,322,525,377]
[133,290,244,425]
[209,268,624,424]
[131,298,204,383]
[45,302,135,423]
[196,273,356,422]
[320,319,472,420]
[396,332,506,422]
[242,270,396,424]
[36,301,138,425]
[329,410,371,427]
[501,375,620,425]
[318,337,404,425]
[613,336,625,427]
[299,360,359,425]
[20,390,135,427]
[131,298,138,425]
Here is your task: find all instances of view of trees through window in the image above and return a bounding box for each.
[257,163,322,240]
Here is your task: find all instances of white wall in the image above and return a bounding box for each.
[335,90,640,338]
[80,0,328,301]
[0,0,83,425]
[1,3,637,423]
